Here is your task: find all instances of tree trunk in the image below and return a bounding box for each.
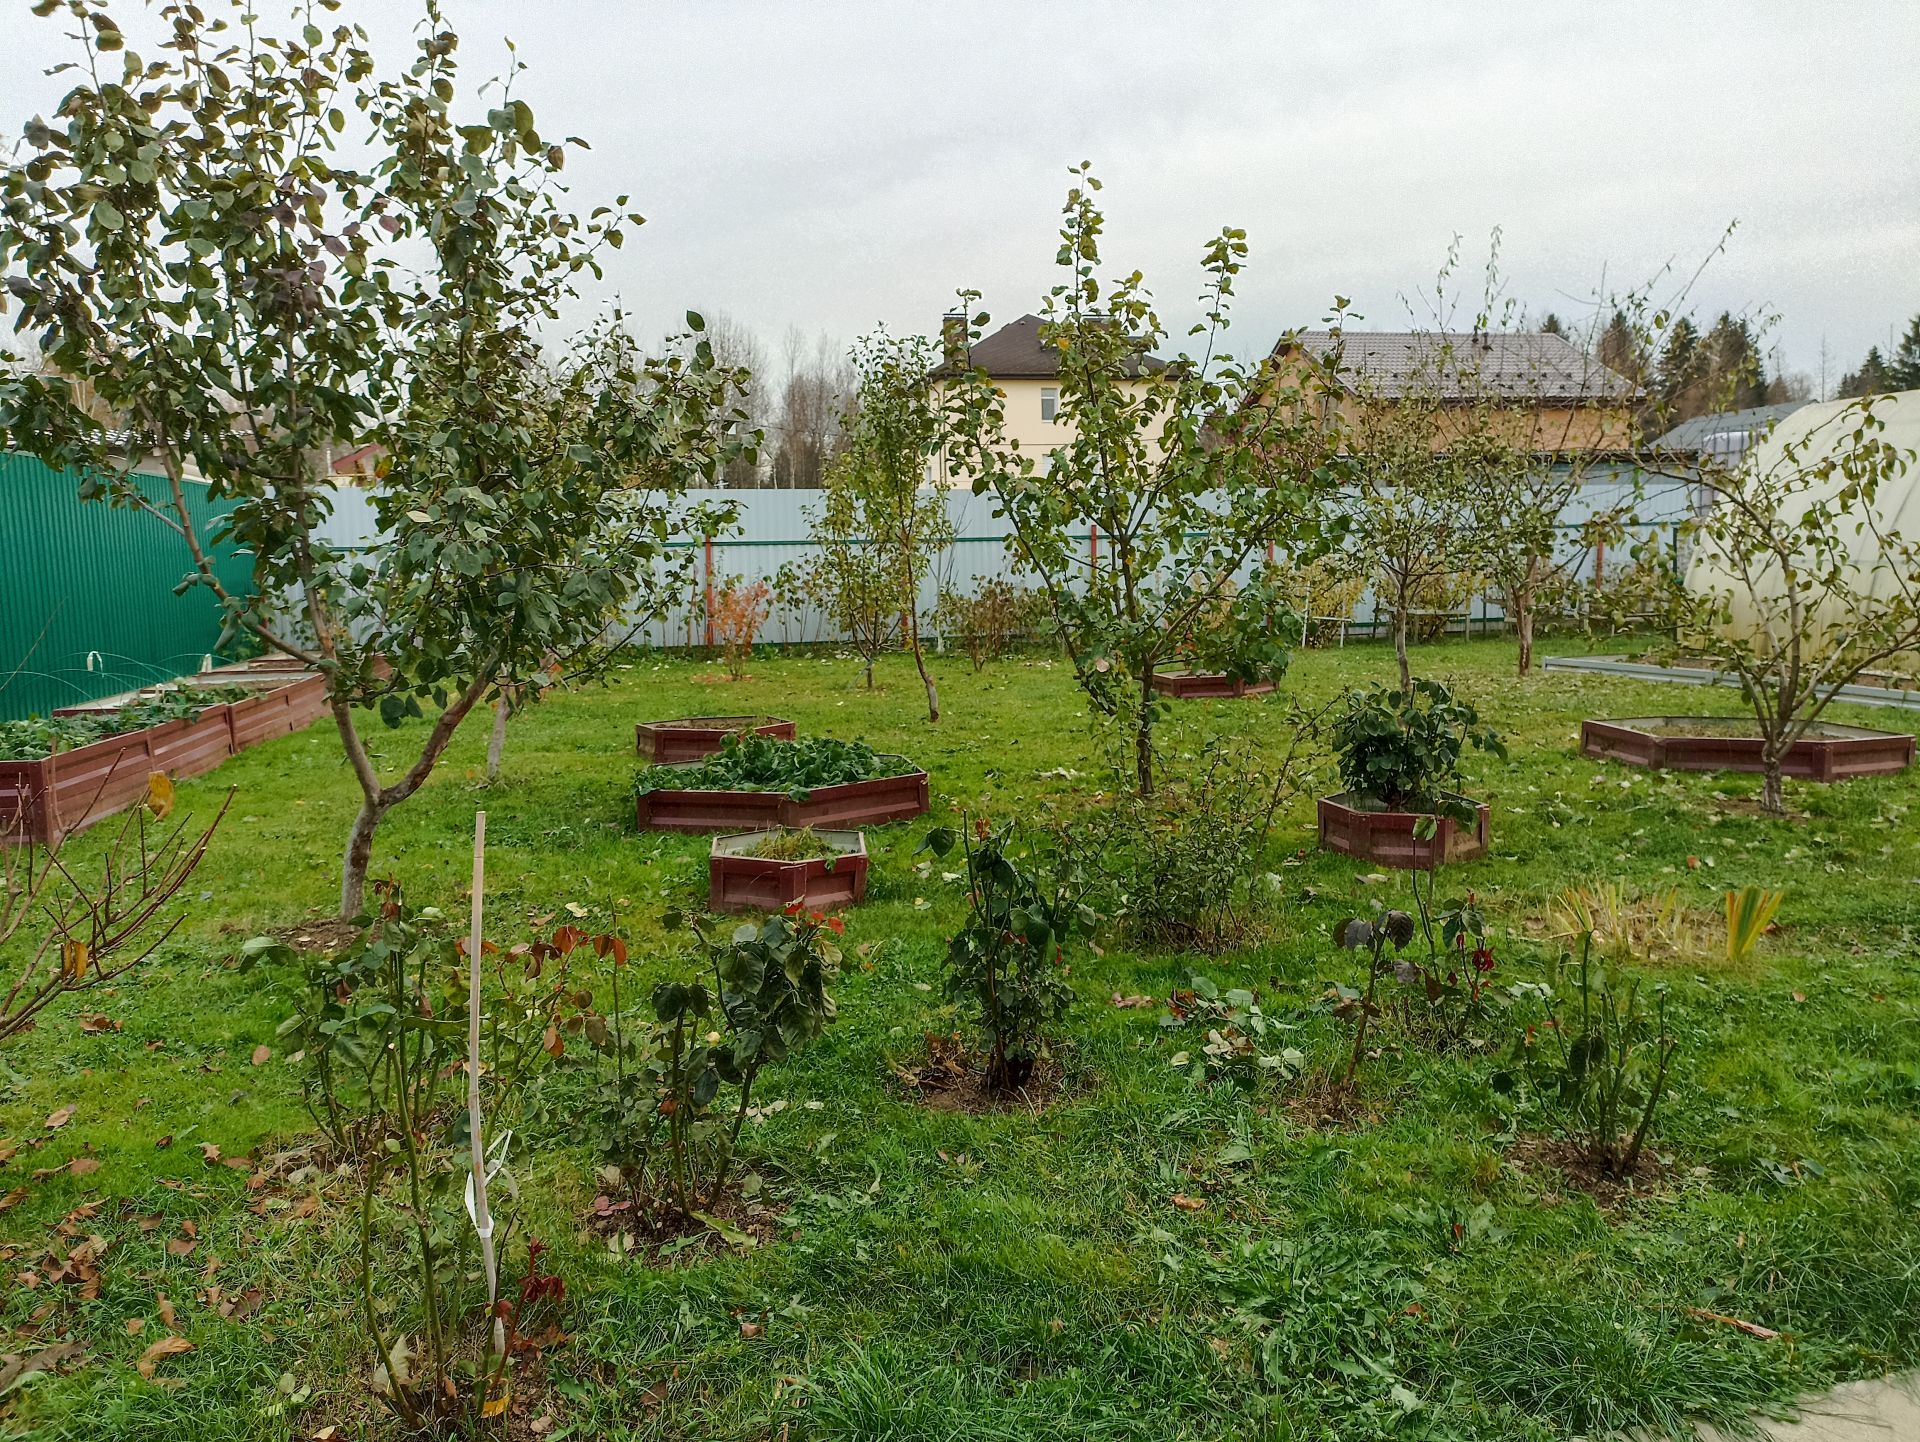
[341,795,385,919]
[1393,607,1412,692]
[1134,666,1156,797]
[1760,756,1785,815]
[1515,600,1535,677]
[907,610,939,723]
[485,688,510,783]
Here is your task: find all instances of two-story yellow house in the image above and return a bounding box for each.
[932,312,1167,484]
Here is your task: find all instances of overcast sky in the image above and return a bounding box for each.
[5,1,1916,393]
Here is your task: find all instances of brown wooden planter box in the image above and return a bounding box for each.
[634,715,797,763]
[219,674,331,749]
[709,829,868,912]
[1317,791,1490,870]
[635,760,929,833]
[1581,718,1915,781]
[1,706,235,845]
[1150,672,1277,700]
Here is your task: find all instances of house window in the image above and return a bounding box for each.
[1041,386,1058,422]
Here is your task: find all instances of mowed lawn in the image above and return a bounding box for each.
[3,636,1918,1441]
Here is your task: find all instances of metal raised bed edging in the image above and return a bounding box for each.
[1542,655,1920,714]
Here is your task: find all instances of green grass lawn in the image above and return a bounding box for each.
[4,636,1918,1440]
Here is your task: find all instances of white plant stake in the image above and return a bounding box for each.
[465,810,502,1363]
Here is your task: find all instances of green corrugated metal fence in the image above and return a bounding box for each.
[0,453,254,720]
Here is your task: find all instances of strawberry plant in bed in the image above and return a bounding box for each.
[634,734,927,832]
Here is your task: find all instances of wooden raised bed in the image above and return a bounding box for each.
[1,705,235,845]
[709,829,868,912]
[1150,671,1277,700]
[635,759,929,834]
[634,715,796,763]
[1581,718,1915,781]
[218,673,331,748]
[1317,791,1489,870]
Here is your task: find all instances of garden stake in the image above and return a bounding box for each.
[465,810,502,1372]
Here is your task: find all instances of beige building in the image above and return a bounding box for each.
[1270,330,1638,452]
[932,313,1167,484]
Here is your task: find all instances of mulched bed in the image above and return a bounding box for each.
[581,1186,785,1265]
[895,1033,1072,1114]
[1503,1131,1670,1209]
[268,916,364,956]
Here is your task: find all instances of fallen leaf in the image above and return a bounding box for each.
[157,1294,176,1327]
[78,1014,121,1034]
[250,1045,271,1067]
[0,1340,84,1393]
[1170,1193,1207,1212]
[198,1143,221,1165]
[1791,991,1807,1004]
[125,1318,146,1336]
[739,1321,763,1339]
[1110,993,1153,1009]
[45,1106,74,1131]
[165,1237,198,1258]
[68,1157,101,1177]
[0,1187,28,1213]
[135,1334,193,1378]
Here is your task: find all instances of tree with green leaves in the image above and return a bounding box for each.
[944,166,1351,794]
[0,0,749,916]
[1676,397,1920,814]
[835,330,955,722]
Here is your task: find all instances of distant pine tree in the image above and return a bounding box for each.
[1839,346,1894,398]
[1888,314,1920,390]
[1539,312,1566,337]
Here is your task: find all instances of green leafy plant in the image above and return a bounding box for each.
[1159,973,1304,1090]
[934,577,1050,672]
[920,817,1097,1092]
[1494,891,1680,1179]
[1065,720,1321,954]
[634,734,913,800]
[1330,678,1504,819]
[1331,905,1417,1094]
[1387,879,1499,1050]
[0,687,250,761]
[271,883,568,1430]
[578,908,840,1231]
[1725,886,1783,962]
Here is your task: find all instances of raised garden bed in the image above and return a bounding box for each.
[709,828,868,912]
[636,759,928,833]
[1317,791,1490,870]
[1581,717,1915,781]
[635,715,796,763]
[2,705,235,845]
[1149,671,1276,700]
[4,669,331,845]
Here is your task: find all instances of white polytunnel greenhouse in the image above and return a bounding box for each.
[1685,389,1920,649]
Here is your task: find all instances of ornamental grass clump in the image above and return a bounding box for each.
[633,734,913,800]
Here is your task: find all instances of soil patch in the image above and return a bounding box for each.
[1280,1074,1381,1130]
[582,1185,785,1265]
[897,1033,1072,1114]
[269,916,362,955]
[1504,1131,1668,1209]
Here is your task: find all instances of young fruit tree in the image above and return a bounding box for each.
[1675,396,1919,815]
[835,330,956,722]
[1334,362,1483,693]
[944,166,1352,794]
[0,2,749,916]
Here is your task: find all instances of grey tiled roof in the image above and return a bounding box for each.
[940,314,1167,380]
[1275,329,1639,403]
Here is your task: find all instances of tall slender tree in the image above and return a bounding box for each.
[1,0,749,915]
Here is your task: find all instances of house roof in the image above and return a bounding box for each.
[1274,329,1639,404]
[1647,401,1811,454]
[939,314,1168,380]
